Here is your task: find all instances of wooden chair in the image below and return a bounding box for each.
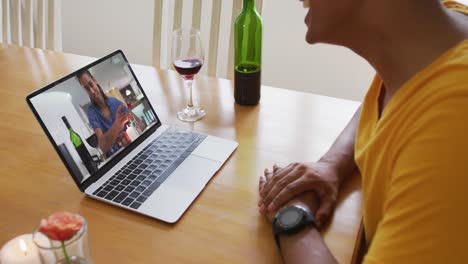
[1,0,61,50]
[152,0,263,79]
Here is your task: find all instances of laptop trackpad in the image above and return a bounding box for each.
[192,135,238,162]
[139,155,221,223]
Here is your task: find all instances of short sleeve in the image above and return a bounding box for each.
[363,97,468,263]
[107,97,129,113]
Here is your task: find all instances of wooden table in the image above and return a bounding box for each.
[0,45,362,263]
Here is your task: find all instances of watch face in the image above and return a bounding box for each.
[278,207,302,228]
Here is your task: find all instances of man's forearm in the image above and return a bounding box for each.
[319,107,361,182]
[280,226,338,264]
[99,125,122,154]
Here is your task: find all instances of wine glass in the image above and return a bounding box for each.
[172,28,206,122]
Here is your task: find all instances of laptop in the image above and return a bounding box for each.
[26,50,238,223]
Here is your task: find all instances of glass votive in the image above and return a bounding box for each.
[32,216,93,264]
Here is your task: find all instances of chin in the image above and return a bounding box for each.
[305,24,337,45]
[305,31,320,45]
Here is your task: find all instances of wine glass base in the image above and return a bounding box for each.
[177,107,206,122]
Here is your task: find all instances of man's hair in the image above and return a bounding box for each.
[76,69,93,83]
[76,69,108,109]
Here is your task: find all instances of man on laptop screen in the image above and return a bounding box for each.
[77,69,147,158]
[31,53,157,183]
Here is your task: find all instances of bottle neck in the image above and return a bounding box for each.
[62,117,71,129]
[242,0,256,11]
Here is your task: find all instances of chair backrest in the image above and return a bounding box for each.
[1,0,61,50]
[153,0,263,79]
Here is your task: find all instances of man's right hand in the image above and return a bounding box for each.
[114,105,130,130]
[259,162,342,227]
[259,107,360,227]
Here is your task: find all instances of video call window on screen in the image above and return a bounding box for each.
[31,54,158,183]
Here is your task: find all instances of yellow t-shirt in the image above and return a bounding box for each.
[355,3,468,263]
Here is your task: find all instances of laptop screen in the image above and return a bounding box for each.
[28,51,159,184]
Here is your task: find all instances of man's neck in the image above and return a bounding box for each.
[96,96,107,110]
[342,1,467,99]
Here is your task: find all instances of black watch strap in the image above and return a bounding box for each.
[272,217,282,249]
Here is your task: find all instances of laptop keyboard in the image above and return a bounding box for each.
[92,128,206,209]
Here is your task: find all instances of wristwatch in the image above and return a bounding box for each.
[272,204,316,249]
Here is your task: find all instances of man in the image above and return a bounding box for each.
[259,0,468,263]
[77,70,145,158]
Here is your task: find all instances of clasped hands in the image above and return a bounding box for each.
[258,162,341,227]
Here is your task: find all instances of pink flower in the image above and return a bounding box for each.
[39,212,84,241]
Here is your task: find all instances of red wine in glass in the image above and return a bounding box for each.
[173,58,203,80]
[172,28,205,122]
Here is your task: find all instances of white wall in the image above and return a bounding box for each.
[54,77,91,122]
[262,2,374,101]
[62,0,154,65]
[90,54,141,97]
[30,91,96,179]
[61,1,376,101]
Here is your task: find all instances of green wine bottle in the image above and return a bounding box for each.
[61,116,97,175]
[234,0,262,105]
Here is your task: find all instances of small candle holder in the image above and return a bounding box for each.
[32,214,92,264]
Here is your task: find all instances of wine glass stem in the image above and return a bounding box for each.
[185,79,194,108]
